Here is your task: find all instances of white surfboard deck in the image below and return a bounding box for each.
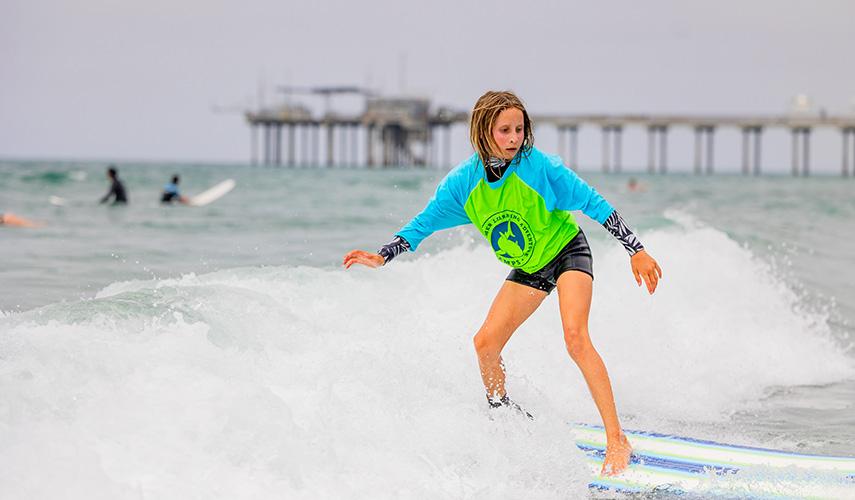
[573,423,855,497]
[188,179,235,207]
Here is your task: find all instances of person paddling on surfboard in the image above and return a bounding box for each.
[161,175,189,204]
[343,91,662,477]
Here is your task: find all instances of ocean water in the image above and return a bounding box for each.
[1,159,854,498]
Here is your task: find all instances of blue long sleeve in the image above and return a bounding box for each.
[513,150,614,224]
[544,155,614,223]
[396,163,473,251]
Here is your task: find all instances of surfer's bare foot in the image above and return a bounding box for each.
[601,433,632,476]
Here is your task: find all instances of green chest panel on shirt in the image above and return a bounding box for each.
[463,173,581,273]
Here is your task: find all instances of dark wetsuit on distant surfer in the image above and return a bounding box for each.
[100,167,128,205]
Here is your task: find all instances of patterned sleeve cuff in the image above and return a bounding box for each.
[602,210,644,256]
[377,235,412,264]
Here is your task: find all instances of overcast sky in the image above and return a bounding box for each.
[2,0,854,171]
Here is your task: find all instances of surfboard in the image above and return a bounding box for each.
[573,423,855,497]
[49,195,67,207]
[188,179,235,207]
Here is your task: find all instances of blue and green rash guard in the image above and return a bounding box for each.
[379,147,643,272]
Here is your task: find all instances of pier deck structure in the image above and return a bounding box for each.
[246,98,855,176]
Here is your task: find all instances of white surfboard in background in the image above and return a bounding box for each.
[49,195,67,207]
[188,179,235,207]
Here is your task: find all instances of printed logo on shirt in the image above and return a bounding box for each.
[482,211,535,268]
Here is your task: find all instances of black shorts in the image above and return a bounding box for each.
[506,231,593,293]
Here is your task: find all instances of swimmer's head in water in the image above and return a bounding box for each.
[470,91,533,165]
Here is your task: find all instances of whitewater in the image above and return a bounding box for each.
[2,219,852,498]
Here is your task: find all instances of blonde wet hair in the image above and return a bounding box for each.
[469,90,534,165]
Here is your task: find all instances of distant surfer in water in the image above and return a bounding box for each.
[627,177,646,192]
[99,166,128,205]
[161,175,188,204]
[0,212,40,228]
[343,91,662,476]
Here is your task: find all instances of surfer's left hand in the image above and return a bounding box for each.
[631,250,661,294]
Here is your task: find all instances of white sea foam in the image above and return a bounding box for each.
[0,218,852,498]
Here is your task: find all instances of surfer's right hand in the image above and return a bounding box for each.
[343,250,384,269]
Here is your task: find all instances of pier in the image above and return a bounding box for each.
[245,90,855,176]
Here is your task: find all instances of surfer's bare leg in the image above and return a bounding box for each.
[473,281,547,399]
[556,270,631,476]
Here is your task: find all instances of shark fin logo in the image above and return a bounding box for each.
[483,211,535,267]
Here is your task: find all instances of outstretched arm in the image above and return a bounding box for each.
[344,162,472,270]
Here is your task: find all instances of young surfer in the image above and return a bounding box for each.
[343,91,662,476]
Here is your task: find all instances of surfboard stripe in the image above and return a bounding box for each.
[580,457,855,499]
[576,437,745,473]
[577,423,855,460]
[572,424,855,497]
[574,425,855,472]
[577,444,739,475]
